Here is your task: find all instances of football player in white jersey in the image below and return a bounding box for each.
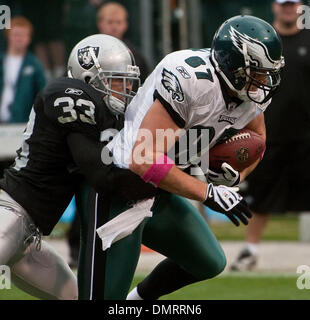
[108,15,284,205]
[103,15,285,299]
[66,15,284,300]
[107,17,282,211]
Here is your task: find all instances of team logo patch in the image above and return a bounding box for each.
[161,68,184,102]
[218,114,237,125]
[65,88,84,95]
[236,147,249,163]
[77,46,99,70]
[176,66,191,79]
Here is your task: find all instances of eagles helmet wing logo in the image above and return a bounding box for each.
[78,46,99,70]
[229,26,276,68]
[161,68,184,102]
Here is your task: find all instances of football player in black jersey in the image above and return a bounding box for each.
[0,34,149,299]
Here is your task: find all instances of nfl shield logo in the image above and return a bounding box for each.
[77,46,99,70]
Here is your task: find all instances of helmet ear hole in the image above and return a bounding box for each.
[84,76,91,84]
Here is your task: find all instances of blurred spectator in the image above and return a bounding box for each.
[23,0,66,80]
[0,16,46,124]
[96,1,150,83]
[230,0,310,271]
[0,16,46,177]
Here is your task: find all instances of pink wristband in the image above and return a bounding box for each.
[141,155,174,187]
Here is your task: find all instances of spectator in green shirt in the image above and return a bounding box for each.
[0,16,46,124]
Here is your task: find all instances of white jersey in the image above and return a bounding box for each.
[108,49,270,169]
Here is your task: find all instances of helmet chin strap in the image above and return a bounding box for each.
[88,47,126,115]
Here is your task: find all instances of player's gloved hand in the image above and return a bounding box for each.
[207,162,240,187]
[203,183,252,226]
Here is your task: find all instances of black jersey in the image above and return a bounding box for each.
[0,77,123,235]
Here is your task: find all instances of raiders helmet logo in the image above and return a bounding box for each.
[77,46,99,70]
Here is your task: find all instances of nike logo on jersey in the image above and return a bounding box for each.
[65,88,84,95]
[161,68,184,102]
[176,66,191,79]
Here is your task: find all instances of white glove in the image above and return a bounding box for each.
[203,183,252,226]
[207,162,240,187]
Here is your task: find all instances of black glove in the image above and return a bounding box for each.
[203,183,252,226]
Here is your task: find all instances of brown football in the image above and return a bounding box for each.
[208,129,266,172]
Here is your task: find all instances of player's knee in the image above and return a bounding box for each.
[196,251,227,280]
[211,253,227,278]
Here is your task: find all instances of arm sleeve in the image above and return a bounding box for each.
[67,132,158,201]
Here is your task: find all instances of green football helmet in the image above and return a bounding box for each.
[211,15,285,104]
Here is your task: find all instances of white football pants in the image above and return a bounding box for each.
[0,189,78,300]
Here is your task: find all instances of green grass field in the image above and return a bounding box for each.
[1,273,309,300]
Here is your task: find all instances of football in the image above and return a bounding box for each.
[208,129,265,172]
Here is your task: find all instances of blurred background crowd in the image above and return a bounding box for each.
[0,0,281,82]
